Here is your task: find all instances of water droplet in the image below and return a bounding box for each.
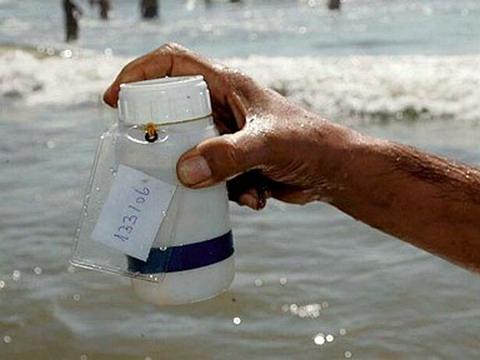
[61,49,73,58]
[279,277,288,286]
[104,48,113,56]
[339,328,347,336]
[158,246,167,251]
[3,335,12,344]
[34,267,42,275]
[281,304,289,312]
[0,280,5,289]
[161,210,167,217]
[12,270,21,281]
[157,130,169,143]
[46,140,55,149]
[254,279,263,287]
[95,187,101,192]
[73,294,81,301]
[67,265,76,273]
[83,211,88,217]
[313,333,325,345]
[288,303,321,318]
[326,334,334,343]
[233,317,241,325]
[322,301,329,308]
[344,351,352,358]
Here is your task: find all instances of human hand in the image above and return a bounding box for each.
[104,43,352,210]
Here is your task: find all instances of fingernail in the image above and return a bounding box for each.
[239,193,259,209]
[178,155,212,186]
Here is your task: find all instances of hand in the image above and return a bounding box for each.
[104,43,352,210]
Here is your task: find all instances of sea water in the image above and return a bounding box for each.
[1,0,480,358]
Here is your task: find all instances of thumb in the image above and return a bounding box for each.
[176,130,267,188]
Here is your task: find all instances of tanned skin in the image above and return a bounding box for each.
[103,43,480,272]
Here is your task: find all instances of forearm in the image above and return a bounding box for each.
[329,127,480,271]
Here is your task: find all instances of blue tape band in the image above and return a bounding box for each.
[127,231,234,274]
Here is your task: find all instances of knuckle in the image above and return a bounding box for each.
[201,136,243,180]
[222,136,243,165]
[158,42,186,55]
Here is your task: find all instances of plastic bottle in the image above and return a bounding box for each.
[72,76,235,306]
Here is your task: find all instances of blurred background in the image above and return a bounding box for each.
[1,0,479,359]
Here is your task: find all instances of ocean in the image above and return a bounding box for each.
[1,0,480,359]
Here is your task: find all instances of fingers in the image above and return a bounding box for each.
[103,43,230,107]
[238,189,268,210]
[103,62,149,107]
[176,129,268,189]
[227,170,270,210]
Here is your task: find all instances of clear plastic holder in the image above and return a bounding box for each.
[71,124,179,283]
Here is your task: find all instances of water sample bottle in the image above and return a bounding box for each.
[71,76,235,305]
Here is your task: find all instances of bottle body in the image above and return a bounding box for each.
[115,116,235,305]
[71,76,235,306]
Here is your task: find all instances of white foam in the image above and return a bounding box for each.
[228,55,480,124]
[0,50,128,106]
[1,49,479,123]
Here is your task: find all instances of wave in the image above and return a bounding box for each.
[228,55,480,124]
[0,47,126,106]
[1,47,479,123]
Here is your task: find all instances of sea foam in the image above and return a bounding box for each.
[1,49,479,123]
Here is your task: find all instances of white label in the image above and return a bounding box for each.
[91,165,176,261]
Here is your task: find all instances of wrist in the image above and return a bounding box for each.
[313,122,376,202]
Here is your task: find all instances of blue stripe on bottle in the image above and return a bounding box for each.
[127,231,234,274]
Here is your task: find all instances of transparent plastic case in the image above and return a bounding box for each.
[71,124,181,283]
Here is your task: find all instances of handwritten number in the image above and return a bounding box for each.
[114,233,128,242]
[113,185,151,242]
[123,215,138,225]
[135,187,150,196]
[128,205,140,213]
[118,225,133,234]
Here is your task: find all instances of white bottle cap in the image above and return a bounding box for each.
[118,76,212,126]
